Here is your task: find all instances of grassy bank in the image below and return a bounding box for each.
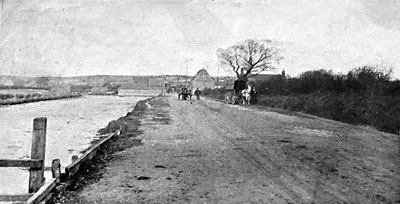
[203,66,400,135]
[204,90,400,135]
[0,93,81,106]
[257,93,400,134]
[204,91,400,134]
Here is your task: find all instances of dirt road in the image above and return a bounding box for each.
[72,95,399,204]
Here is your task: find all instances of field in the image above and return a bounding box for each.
[0,88,80,105]
[0,88,49,101]
[0,89,49,94]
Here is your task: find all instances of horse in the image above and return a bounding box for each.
[241,89,251,105]
[241,85,256,105]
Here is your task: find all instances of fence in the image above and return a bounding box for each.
[0,117,117,204]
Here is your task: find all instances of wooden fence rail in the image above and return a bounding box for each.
[64,132,115,180]
[0,117,119,203]
[0,159,43,168]
[0,117,61,203]
[0,118,47,193]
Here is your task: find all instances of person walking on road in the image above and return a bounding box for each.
[194,88,201,100]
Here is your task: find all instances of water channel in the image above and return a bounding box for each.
[0,95,146,194]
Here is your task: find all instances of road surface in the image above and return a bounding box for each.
[72,95,399,204]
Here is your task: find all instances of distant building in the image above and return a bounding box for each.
[217,70,285,90]
[149,78,165,90]
[90,86,108,95]
[221,77,237,90]
[118,76,166,96]
[248,70,286,84]
[163,75,193,92]
[190,69,215,90]
[214,78,228,89]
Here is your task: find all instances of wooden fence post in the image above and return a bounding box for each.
[28,117,47,193]
[51,159,61,183]
[71,155,78,163]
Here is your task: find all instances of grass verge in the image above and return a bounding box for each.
[204,91,400,134]
[47,97,153,204]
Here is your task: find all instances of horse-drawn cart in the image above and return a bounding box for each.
[224,79,257,105]
[178,87,192,100]
[224,79,247,104]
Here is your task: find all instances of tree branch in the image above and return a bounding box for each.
[217,39,282,80]
[253,53,267,66]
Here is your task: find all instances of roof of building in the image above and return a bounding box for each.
[190,69,215,82]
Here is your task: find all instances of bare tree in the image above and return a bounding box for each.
[217,39,283,80]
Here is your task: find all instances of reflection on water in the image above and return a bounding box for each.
[0,95,146,194]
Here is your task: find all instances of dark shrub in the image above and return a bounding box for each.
[0,94,14,100]
[211,66,399,134]
[16,94,25,99]
[203,88,227,100]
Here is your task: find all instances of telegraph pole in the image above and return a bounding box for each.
[185,63,188,87]
[216,65,220,88]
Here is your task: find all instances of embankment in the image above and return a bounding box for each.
[0,94,82,106]
[47,97,153,204]
[203,90,400,134]
[256,93,400,134]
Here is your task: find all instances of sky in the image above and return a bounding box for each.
[0,0,399,78]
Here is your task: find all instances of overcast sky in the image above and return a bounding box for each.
[0,0,399,78]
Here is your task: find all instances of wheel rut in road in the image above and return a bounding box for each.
[191,99,348,204]
[175,100,312,203]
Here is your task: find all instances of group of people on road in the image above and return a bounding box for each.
[178,85,255,105]
[177,87,201,100]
